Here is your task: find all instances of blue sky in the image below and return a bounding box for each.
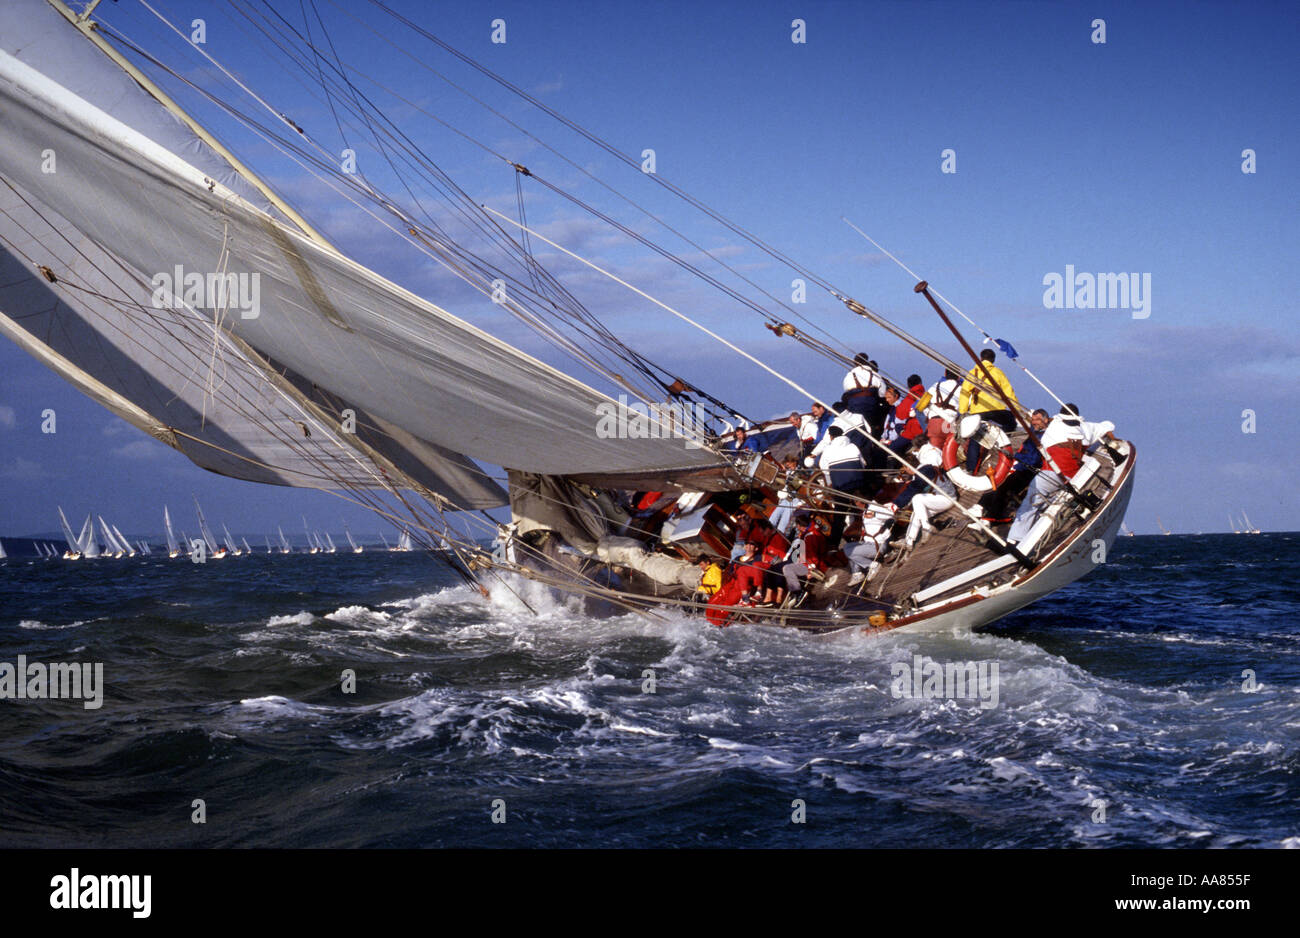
[1,0,1296,540]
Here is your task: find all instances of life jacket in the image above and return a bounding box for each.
[900,384,925,439]
[706,579,744,626]
[761,531,790,564]
[1045,441,1084,479]
[635,491,663,511]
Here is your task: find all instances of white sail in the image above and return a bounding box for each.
[164,506,180,554]
[380,533,391,551]
[221,524,239,555]
[193,496,219,554]
[344,523,361,553]
[324,533,337,553]
[396,531,413,552]
[278,526,291,553]
[78,514,100,558]
[111,522,135,556]
[57,506,81,554]
[0,539,6,559]
[98,516,121,556]
[265,535,273,555]
[241,536,252,555]
[0,9,723,482]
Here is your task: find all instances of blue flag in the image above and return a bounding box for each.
[993,338,1018,360]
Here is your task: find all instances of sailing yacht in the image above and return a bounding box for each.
[323,532,337,554]
[344,523,363,554]
[164,505,182,558]
[277,527,292,555]
[0,0,1135,637]
[193,496,226,559]
[1157,517,1172,536]
[1241,511,1261,535]
[222,524,242,557]
[394,531,414,553]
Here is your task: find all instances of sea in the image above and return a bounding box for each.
[0,534,1297,849]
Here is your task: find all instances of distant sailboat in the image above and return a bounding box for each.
[222,524,241,557]
[98,516,126,557]
[277,526,292,554]
[164,505,181,557]
[1157,517,1172,536]
[241,536,253,555]
[265,534,273,555]
[58,508,83,559]
[0,539,6,560]
[324,532,337,554]
[303,517,319,554]
[395,530,414,552]
[1241,510,1260,534]
[379,533,391,551]
[111,521,136,556]
[78,513,100,558]
[193,496,226,559]
[1119,522,1135,537]
[344,522,363,554]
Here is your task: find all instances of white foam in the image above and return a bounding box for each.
[266,611,313,627]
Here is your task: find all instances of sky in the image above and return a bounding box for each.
[0,0,1296,541]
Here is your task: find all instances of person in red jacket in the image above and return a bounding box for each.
[885,375,927,458]
[780,516,830,598]
[703,540,766,626]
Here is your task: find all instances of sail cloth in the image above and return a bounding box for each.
[0,35,727,480]
[0,179,507,507]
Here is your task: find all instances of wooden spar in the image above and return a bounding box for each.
[912,280,1084,505]
[44,0,335,252]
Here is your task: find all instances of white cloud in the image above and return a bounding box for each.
[0,457,43,480]
[112,439,163,460]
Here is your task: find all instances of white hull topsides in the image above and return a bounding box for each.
[867,443,1136,637]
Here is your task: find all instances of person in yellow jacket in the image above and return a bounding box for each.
[694,557,723,602]
[958,348,1020,471]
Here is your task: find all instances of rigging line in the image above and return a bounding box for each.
[252,1,680,395]
[111,10,714,407]
[330,0,847,353]
[482,207,1019,550]
[74,31,648,413]
[841,218,1073,414]
[101,16,734,428]
[118,21,678,406]
[242,0,590,289]
[26,236,405,495]
[363,0,853,299]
